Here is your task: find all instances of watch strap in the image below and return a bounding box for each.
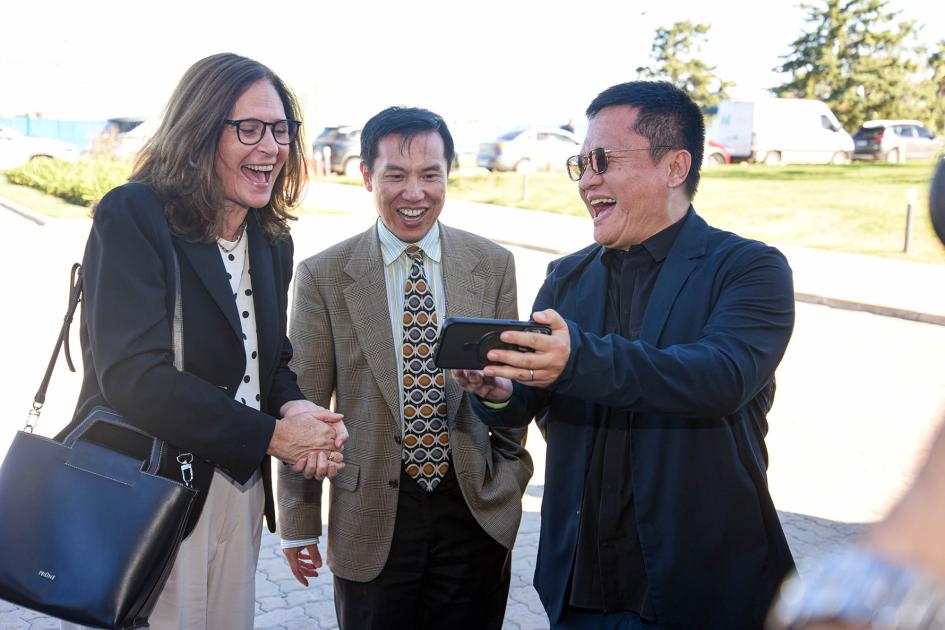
[768,547,945,629]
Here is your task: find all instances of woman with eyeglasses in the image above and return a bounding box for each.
[58,53,347,630]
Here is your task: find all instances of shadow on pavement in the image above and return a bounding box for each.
[778,510,870,577]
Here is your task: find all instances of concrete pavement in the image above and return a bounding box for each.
[1,182,941,629]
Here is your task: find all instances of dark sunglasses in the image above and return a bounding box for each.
[224,118,301,146]
[566,146,675,181]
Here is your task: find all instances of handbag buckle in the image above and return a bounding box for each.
[24,403,42,433]
[176,453,194,487]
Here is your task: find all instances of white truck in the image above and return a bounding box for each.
[710,98,854,165]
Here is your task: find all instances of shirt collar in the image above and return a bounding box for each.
[602,206,692,265]
[377,219,442,266]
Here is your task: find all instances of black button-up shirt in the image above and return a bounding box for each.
[568,212,688,619]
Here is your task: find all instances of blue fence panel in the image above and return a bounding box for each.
[0,117,106,150]
[0,117,29,134]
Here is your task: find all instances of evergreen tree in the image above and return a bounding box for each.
[775,0,918,131]
[918,41,945,133]
[636,21,733,110]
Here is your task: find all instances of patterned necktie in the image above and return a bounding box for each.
[401,245,450,491]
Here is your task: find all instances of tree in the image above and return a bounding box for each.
[915,41,945,133]
[636,21,733,110]
[775,0,919,131]
[930,41,945,101]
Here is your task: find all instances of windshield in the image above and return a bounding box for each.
[855,127,884,140]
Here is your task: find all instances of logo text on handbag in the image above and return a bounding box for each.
[38,570,56,581]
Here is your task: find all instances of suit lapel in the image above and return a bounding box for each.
[173,232,242,340]
[343,228,402,428]
[640,210,708,343]
[574,248,608,335]
[440,226,486,425]
[246,212,278,384]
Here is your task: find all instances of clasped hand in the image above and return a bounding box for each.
[270,400,349,480]
[451,309,571,400]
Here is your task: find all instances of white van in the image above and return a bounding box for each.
[711,98,854,165]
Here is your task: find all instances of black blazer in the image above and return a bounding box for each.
[474,211,796,629]
[60,182,304,534]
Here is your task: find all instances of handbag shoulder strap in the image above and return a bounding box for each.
[171,248,184,371]
[27,252,184,433]
[26,263,83,431]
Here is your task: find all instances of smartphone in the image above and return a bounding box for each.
[433,317,552,369]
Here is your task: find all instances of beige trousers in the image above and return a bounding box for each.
[61,468,264,630]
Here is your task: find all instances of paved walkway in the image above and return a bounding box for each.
[1,182,941,628]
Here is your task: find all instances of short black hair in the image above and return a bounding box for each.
[586,81,705,198]
[360,106,455,175]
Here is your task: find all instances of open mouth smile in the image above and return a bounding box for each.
[589,197,617,218]
[243,163,274,184]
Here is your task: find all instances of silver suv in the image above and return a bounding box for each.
[477,127,579,173]
[313,126,362,178]
[853,120,943,163]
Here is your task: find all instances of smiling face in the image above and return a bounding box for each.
[362,131,448,242]
[214,79,288,214]
[579,105,687,249]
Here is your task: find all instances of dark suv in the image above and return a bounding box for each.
[853,120,943,163]
[313,126,362,177]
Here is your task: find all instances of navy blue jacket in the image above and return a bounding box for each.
[60,183,304,534]
[473,210,795,629]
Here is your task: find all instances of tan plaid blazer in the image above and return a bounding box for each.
[278,223,534,582]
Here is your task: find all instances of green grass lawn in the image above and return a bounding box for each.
[6,158,944,263]
[697,162,943,264]
[433,161,945,264]
[0,174,350,219]
[0,175,91,219]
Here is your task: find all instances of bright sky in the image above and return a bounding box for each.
[3,0,944,140]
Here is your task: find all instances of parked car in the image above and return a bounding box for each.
[92,116,146,156]
[313,126,362,178]
[108,117,158,159]
[101,116,147,139]
[0,124,80,170]
[853,120,944,163]
[703,139,731,167]
[477,127,579,173]
[712,98,853,165]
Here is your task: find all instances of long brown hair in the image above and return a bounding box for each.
[130,53,306,241]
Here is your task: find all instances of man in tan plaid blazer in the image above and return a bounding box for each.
[277,106,533,630]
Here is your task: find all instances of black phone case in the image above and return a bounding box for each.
[433,317,551,369]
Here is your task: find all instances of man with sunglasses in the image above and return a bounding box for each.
[454,81,795,629]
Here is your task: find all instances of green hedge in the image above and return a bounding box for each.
[4,156,131,207]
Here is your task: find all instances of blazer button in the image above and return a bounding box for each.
[394,435,402,444]
[389,480,399,489]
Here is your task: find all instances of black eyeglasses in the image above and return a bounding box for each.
[224,118,301,145]
[566,146,675,181]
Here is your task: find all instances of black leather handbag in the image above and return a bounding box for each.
[0,263,198,629]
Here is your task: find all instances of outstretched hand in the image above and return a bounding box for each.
[450,369,513,403]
